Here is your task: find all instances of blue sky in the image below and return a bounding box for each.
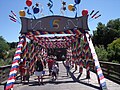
[0,0,120,42]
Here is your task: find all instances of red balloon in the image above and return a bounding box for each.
[82,9,88,16]
[26,0,32,7]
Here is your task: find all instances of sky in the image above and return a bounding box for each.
[0,0,120,42]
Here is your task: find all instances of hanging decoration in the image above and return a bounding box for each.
[60,0,66,15]
[24,7,32,15]
[32,3,40,14]
[74,0,81,17]
[91,11,99,18]
[24,7,36,19]
[9,10,20,23]
[89,9,94,16]
[82,9,88,16]
[9,14,16,22]
[68,4,75,11]
[19,10,26,17]
[74,0,81,4]
[89,10,101,20]
[47,0,54,14]
[95,14,101,19]
[26,0,32,7]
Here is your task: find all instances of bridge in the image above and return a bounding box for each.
[0,14,120,90]
[0,61,120,90]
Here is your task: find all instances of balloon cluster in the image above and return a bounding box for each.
[18,0,100,20]
[19,0,44,18]
[68,4,75,11]
[68,0,81,17]
[19,0,32,17]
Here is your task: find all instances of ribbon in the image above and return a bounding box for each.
[89,10,94,16]
[24,7,36,19]
[9,15,16,22]
[49,0,54,14]
[9,11,21,23]
[95,14,101,19]
[91,11,99,18]
[74,4,78,18]
[74,0,81,17]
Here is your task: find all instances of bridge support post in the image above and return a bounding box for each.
[85,33,108,90]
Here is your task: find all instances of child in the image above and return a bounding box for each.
[51,63,59,81]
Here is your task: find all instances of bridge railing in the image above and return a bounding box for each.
[0,65,11,83]
[88,60,120,84]
[0,61,120,84]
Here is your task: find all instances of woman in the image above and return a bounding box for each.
[34,56,44,85]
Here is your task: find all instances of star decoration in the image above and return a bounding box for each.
[62,1,66,5]
[36,3,39,7]
[47,3,51,7]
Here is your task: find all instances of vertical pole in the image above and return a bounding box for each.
[5,35,26,90]
[85,33,107,90]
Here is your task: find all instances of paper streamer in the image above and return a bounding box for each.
[89,10,94,16]
[48,0,54,14]
[91,11,99,18]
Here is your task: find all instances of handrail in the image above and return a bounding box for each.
[0,65,11,83]
[88,60,120,84]
[0,61,120,84]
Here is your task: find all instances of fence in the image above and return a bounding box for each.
[0,61,120,84]
[0,65,11,83]
[88,60,120,84]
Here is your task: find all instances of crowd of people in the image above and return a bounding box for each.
[18,52,83,85]
[19,54,60,85]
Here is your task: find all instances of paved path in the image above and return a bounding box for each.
[0,61,120,90]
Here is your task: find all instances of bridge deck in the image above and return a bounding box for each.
[0,62,120,90]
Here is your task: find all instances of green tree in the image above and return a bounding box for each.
[93,18,120,49]
[0,36,10,59]
[107,38,120,63]
[95,45,108,61]
[7,42,17,49]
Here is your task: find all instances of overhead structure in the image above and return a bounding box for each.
[6,0,106,90]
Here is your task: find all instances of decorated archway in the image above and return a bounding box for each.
[6,0,106,90]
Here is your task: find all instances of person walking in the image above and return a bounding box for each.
[47,56,54,76]
[65,59,70,76]
[34,56,44,85]
[51,62,59,81]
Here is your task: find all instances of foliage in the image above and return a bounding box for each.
[95,45,108,61]
[0,58,12,66]
[7,42,17,49]
[93,18,120,49]
[107,38,120,63]
[0,36,10,59]
[92,18,120,63]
